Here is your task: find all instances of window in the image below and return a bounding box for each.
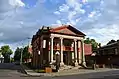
[43,40,46,48]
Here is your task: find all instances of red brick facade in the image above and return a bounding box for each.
[31,25,92,69]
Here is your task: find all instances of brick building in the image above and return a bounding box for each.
[31,25,92,69]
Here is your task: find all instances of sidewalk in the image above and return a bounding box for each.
[25,68,119,77]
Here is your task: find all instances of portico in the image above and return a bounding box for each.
[49,34,86,67]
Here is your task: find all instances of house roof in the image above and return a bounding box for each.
[100,42,117,48]
[49,25,86,37]
[31,25,86,43]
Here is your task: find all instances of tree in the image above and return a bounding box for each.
[0,45,13,63]
[14,46,32,63]
[22,46,32,62]
[90,39,99,51]
[10,57,14,63]
[14,47,23,61]
[84,38,91,44]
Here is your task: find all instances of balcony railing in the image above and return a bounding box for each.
[48,45,81,51]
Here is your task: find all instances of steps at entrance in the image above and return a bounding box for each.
[59,65,83,71]
[50,64,86,72]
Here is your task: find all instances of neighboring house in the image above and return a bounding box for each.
[31,25,92,69]
[0,49,4,63]
[84,44,93,66]
[96,40,119,66]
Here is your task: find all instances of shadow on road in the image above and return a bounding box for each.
[0,63,27,74]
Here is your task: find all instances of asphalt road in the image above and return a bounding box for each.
[0,63,119,79]
[0,69,119,79]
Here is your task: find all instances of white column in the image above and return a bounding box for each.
[50,36,54,64]
[60,37,64,66]
[74,39,78,66]
[78,41,82,64]
[81,40,86,66]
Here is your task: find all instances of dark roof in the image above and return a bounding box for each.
[100,42,117,48]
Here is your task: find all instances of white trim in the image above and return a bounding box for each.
[51,34,84,40]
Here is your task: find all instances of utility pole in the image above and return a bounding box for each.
[19,21,24,64]
[20,48,23,64]
[20,43,24,64]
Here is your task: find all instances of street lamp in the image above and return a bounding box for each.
[20,37,32,65]
[19,21,24,65]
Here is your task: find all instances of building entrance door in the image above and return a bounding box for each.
[63,51,72,65]
[63,52,67,65]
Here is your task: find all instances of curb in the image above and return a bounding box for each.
[23,69,119,77]
[20,74,44,77]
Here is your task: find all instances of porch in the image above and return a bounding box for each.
[39,35,86,69]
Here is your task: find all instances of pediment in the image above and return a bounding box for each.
[50,25,85,36]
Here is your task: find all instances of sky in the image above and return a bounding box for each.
[0,0,119,55]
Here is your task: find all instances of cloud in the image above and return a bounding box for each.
[9,0,25,7]
[53,0,119,46]
[82,0,88,3]
[53,0,101,26]
[56,20,62,24]
[87,0,100,3]
[54,11,60,15]
[53,0,86,25]
[85,24,119,45]
[80,0,119,45]
[59,4,69,12]
[0,33,4,37]
[0,0,59,45]
[1,0,119,51]
[88,11,97,18]
[0,0,33,44]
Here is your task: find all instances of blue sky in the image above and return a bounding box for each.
[0,0,119,54]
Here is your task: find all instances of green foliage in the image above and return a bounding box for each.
[0,45,13,56]
[22,46,31,60]
[0,45,13,63]
[14,45,32,62]
[84,38,100,51]
[84,38,91,44]
[10,58,14,62]
[14,47,23,61]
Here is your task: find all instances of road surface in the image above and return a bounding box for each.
[0,69,119,79]
[0,63,119,79]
